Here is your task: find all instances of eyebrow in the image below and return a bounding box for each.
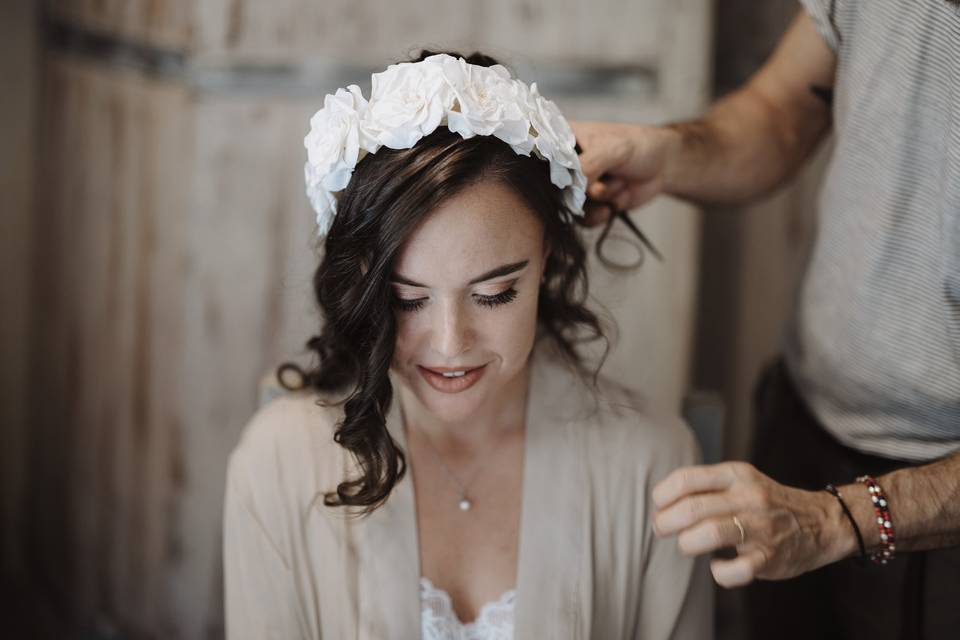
[391,260,530,288]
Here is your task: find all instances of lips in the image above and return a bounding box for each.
[417,364,487,394]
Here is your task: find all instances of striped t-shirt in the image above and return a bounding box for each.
[784,0,960,462]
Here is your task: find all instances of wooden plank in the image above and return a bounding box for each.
[192,0,481,66]
[659,0,714,118]
[0,0,38,575]
[479,0,661,67]
[50,0,680,70]
[30,53,194,635]
[168,92,319,639]
[27,49,85,604]
[46,0,194,51]
[581,198,702,413]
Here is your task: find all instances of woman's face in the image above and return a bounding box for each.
[390,179,548,424]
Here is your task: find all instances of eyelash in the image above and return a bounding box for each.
[393,288,518,313]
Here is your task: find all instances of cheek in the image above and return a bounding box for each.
[483,293,540,360]
[392,312,425,361]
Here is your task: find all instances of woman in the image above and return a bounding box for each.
[223,51,712,639]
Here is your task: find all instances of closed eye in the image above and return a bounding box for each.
[473,288,518,308]
[393,296,427,312]
[392,288,519,313]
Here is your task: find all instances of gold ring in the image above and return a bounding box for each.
[733,516,746,546]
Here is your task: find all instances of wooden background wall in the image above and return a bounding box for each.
[1,0,38,584]
[8,1,715,638]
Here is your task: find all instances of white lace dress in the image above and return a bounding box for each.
[420,577,515,640]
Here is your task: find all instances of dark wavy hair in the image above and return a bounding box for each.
[280,50,608,514]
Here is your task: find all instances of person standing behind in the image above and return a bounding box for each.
[574,2,959,639]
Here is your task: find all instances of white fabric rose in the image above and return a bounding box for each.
[303,84,375,232]
[304,162,338,235]
[304,85,371,190]
[563,167,588,216]
[439,56,532,151]
[366,57,454,149]
[524,83,586,213]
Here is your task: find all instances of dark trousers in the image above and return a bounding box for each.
[745,361,960,640]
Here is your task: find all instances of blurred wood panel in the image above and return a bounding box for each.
[29,52,324,638]
[0,0,38,576]
[45,0,710,68]
[168,92,320,639]
[47,0,193,51]
[474,0,662,66]
[29,53,192,634]
[581,200,701,412]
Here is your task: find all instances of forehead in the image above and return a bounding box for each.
[393,180,544,282]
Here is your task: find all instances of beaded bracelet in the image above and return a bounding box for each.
[824,484,867,564]
[856,475,896,564]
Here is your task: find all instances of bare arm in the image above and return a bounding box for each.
[574,10,837,214]
[837,452,960,555]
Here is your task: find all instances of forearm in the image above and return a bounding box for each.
[830,453,960,559]
[654,11,835,208]
[659,85,827,207]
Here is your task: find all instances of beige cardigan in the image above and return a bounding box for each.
[223,343,714,639]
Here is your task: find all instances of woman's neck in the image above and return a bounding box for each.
[397,363,531,451]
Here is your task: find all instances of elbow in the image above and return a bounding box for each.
[746,87,830,200]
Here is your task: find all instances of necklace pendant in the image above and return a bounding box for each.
[458,498,472,511]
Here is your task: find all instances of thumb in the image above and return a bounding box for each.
[578,141,621,185]
[572,121,618,184]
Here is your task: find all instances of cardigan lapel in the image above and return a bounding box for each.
[356,385,422,639]
[354,342,592,638]
[513,343,592,639]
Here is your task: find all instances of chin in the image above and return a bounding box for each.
[416,384,491,423]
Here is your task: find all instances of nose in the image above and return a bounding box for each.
[431,298,472,359]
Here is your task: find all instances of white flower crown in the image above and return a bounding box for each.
[304,53,587,236]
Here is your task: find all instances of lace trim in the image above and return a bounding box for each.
[420,577,516,640]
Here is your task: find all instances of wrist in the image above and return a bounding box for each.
[817,488,861,563]
[840,482,883,552]
[656,124,684,196]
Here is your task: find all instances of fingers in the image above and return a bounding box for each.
[654,492,743,536]
[587,177,626,200]
[572,121,631,183]
[653,463,745,509]
[574,121,666,212]
[572,123,607,184]
[710,547,767,588]
[580,150,617,184]
[676,514,747,556]
[588,177,655,213]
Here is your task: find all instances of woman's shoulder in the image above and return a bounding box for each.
[534,341,700,474]
[226,388,348,507]
[589,375,700,473]
[232,389,344,459]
